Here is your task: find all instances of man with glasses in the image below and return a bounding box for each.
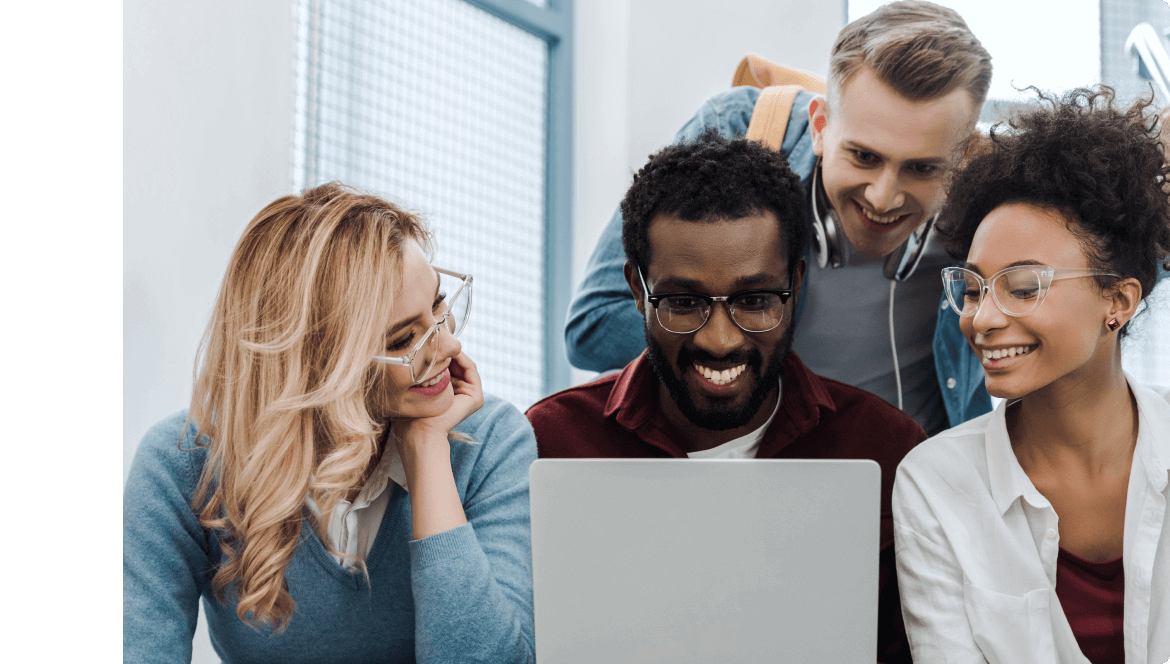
[565,1,994,437]
[527,131,927,663]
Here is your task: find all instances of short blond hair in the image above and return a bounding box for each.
[829,1,991,110]
[188,182,430,631]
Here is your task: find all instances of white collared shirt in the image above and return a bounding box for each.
[893,376,1170,664]
[304,438,410,570]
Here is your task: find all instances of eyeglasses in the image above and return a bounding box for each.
[941,265,1119,318]
[371,267,472,383]
[637,267,794,334]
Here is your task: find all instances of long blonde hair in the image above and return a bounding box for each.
[188,182,430,631]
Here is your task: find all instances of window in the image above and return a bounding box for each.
[294,0,573,408]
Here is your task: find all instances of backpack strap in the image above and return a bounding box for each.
[745,85,804,152]
[733,54,826,152]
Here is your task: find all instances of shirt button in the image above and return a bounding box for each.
[946,378,956,389]
[1046,528,1057,539]
[941,301,949,310]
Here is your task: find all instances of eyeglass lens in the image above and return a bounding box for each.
[656,293,785,333]
[409,274,471,382]
[440,271,471,338]
[944,268,1045,317]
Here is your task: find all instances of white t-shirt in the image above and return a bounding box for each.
[687,381,782,459]
[893,376,1170,664]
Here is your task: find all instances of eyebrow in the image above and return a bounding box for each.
[842,141,948,166]
[385,270,442,338]
[960,259,1046,276]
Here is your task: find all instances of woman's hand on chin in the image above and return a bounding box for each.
[392,352,481,540]
[393,351,484,448]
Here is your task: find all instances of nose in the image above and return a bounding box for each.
[436,317,462,360]
[692,302,744,357]
[864,167,905,212]
[970,287,1008,334]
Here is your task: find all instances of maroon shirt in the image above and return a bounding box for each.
[526,350,927,663]
[1056,548,1125,664]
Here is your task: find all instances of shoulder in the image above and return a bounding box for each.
[1133,380,1170,410]
[451,394,538,473]
[126,410,209,498]
[526,373,616,428]
[676,87,761,142]
[894,413,993,503]
[817,376,926,452]
[706,86,761,114]
[525,373,620,457]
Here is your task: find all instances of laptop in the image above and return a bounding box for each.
[529,458,881,663]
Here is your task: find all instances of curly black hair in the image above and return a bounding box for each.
[620,128,808,278]
[938,87,1170,324]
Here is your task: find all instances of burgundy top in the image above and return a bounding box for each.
[1056,547,1125,664]
[526,350,927,664]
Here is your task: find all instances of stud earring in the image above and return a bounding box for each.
[1107,318,1120,331]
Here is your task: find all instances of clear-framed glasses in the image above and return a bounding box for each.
[371,267,472,383]
[941,265,1119,318]
[637,267,794,334]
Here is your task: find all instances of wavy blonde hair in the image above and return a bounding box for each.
[187,182,430,631]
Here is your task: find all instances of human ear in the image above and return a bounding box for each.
[809,95,828,157]
[623,261,647,316]
[1105,277,1142,332]
[790,257,807,298]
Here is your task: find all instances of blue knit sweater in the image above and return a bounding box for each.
[123,395,537,663]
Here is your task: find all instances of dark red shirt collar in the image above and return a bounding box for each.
[603,351,837,458]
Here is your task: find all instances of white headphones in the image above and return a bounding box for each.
[808,160,937,282]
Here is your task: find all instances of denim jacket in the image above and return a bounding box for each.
[564,86,993,428]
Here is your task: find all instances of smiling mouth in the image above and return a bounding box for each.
[856,201,909,226]
[693,363,747,386]
[414,369,447,387]
[981,345,1037,363]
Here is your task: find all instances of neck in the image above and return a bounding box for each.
[657,382,780,453]
[1009,350,1136,474]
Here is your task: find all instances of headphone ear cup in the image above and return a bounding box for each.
[810,163,844,269]
[810,215,829,269]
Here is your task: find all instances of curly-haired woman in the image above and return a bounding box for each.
[123,184,536,663]
[892,88,1170,664]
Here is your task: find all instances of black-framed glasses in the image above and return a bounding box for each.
[637,267,794,334]
[941,265,1119,318]
[371,267,473,383]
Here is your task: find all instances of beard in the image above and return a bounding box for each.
[644,322,794,431]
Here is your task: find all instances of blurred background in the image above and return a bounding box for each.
[124,1,1170,658]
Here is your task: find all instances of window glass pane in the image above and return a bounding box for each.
[295,0,549,408]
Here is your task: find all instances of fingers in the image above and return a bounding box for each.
[448,352,481,390]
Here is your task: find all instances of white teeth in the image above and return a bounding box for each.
[860,204,904,225]
[694,363,746,385]
[981,346,1035,361]
[417,371,445,387]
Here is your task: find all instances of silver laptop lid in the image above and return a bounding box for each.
[530,458,880,663]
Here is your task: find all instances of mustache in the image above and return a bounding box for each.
[676,347,762,371]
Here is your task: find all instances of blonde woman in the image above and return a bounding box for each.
[123,183,536,663]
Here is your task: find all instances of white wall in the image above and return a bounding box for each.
[124,0,295,480]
